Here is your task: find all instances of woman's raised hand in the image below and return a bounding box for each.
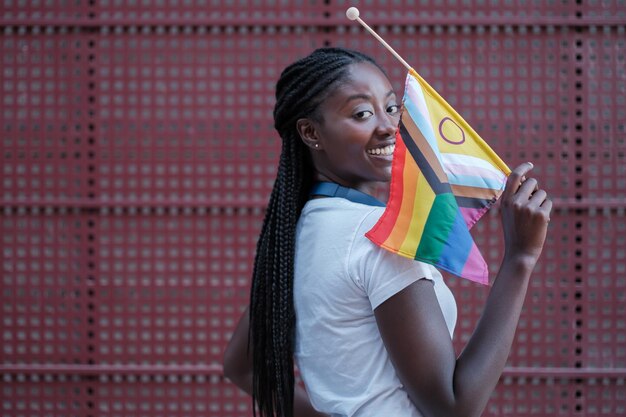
[500,162,553,266]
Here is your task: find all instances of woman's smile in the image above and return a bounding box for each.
[366,142,396,157]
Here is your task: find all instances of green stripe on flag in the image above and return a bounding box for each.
[415,193,457,262]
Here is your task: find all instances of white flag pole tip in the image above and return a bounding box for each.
[346,7,360,20]
[344,8,412,72]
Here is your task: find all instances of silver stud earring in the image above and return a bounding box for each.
[314,143,319,148]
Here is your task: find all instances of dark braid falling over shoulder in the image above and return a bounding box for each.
[248,47,382,417]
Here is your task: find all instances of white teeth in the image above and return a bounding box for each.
[367,144,395,156]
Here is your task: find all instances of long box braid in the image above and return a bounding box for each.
[249,47,382,417]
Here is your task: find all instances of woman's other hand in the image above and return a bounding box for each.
[500,162,553,266]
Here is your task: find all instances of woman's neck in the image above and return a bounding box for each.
[313,172,389,203]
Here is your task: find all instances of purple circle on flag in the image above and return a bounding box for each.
[439,117,465,145]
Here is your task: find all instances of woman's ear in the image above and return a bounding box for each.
[296,118,322,150]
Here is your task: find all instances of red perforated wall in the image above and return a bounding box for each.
[1,2,624,416]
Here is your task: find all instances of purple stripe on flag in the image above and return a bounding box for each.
[460,242,489,284]
[458,205,491,229]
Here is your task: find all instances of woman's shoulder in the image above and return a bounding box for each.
[302,197,384,220]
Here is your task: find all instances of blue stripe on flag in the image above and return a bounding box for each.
[438,208,473,274]
[446,173,505,190]
[403,94,444,168]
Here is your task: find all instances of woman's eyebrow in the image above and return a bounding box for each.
[343,93,371,104]
[343,90,396,105]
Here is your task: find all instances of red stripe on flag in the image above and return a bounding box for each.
[366,130,407,245]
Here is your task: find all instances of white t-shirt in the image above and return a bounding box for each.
[294,198,457,417]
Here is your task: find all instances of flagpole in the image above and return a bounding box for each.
[346,7,413,73]
[346,7,511,175]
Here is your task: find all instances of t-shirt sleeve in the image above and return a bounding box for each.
[348,207,435,310]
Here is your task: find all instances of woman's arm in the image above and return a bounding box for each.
[222,306,327,417]
[374,162,552,417]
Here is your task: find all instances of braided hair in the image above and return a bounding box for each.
[249,47,383,417]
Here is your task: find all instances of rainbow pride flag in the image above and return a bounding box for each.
[366,69,511,284]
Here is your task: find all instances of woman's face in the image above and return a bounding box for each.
[300,62,401,193]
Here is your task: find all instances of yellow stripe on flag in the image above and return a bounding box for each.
[397,171,436,257]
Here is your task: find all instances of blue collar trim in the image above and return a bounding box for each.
[310,182,385,207]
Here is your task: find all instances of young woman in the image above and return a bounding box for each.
[222,47,552,417]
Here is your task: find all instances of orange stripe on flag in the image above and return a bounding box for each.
[381,144,419,251]
[397,168,435,256]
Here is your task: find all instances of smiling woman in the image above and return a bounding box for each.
[295,62,400,195]
[222,47,552,417]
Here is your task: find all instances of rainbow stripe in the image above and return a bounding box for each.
[366,70,511,284]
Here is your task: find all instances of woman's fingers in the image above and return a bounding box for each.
[540,197,553,220]
[500,162,553,261]
[515,177,538,201]
[528,191,552,224]
[502,162,534,200]
[527,189,547,209]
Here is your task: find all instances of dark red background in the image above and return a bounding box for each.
[1,1,624,416]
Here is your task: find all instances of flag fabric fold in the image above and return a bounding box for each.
[365,69,511,284]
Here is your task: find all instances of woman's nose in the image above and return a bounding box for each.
[375,112,399,136]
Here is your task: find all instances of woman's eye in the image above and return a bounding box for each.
[387,104,401,114]
[354,110,373,119]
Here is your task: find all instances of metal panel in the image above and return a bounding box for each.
[93,373,251,417]
[94,1,328,21]
[1,28,92,204]
[488,376,577,415]
[333,0,581,20]
[93,26,320,206]
[1,2,625,416]
[582,212,626,368]
[1,373,88,417]
[2,210,90,365]
[93,209,261,366]
[582,27,626,201]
